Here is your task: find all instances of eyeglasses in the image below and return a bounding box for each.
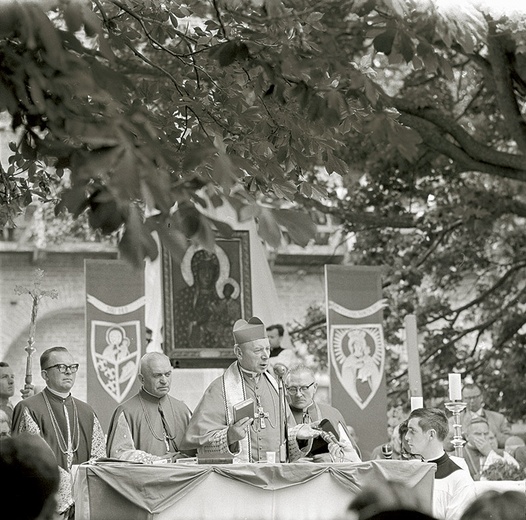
[43,364,79,374]
[286,382,315,394]
[464,394,482,400]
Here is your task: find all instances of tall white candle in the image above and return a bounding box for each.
[411,397,424,410]
[448,373,462,401]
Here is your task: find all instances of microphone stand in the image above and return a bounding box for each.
[274,365,289,463]
[277,373,289,463]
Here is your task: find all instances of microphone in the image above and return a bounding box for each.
[381,443,393,459]
[273,363,288,379]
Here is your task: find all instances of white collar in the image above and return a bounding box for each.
[239,365,261,380]
[46,387,70,399]
[423,449,445,462]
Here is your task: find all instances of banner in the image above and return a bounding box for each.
[85,260,144,432]
[325,265,388,458]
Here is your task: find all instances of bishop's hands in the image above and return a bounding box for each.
[227,417,254,444]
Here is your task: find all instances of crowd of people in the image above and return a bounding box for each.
[1,317,525,520]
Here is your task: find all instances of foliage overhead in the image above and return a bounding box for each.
[1,0,525,419]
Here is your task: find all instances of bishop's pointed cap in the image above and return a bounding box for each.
[233,317,267,345]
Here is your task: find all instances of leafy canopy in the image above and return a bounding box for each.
[1,0,525,418]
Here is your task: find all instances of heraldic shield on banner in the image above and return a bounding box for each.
[90,320,140,403]
[329,324,385,410]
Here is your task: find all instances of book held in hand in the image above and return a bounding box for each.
[310,418,339,455]
[233,398,255,423]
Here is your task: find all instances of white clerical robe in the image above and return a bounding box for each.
[181,362,303,462]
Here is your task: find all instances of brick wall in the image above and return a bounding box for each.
[271,265,327,329]
[0,248,117,404]
[1,249,326,407]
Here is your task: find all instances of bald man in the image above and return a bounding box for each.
[106,352,195,463]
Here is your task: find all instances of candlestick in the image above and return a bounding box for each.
[448,373,462,401]
[444,401,467,457]
[411,397,424,411]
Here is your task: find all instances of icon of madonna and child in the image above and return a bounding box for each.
[331,327,384,409]
[173,244,243,350]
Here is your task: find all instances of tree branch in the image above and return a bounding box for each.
[398,113,526,182]
[391,99,526,172]
[487,22,526,154]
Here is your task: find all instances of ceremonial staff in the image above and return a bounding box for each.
[14,269,58,386]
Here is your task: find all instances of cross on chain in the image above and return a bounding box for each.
[255,396,269,429]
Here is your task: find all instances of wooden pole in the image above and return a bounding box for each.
[405,314,423,399]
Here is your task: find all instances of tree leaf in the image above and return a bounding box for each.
[373,29,396,55]
[119,204,158,267]
[257,207,282,248]
[271,208,317,247]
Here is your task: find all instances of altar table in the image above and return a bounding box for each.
[73,460,435,520]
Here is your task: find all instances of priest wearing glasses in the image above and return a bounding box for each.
[106,352,195,462]
[181,317,321,462]
[285,365,361,462]
[12,346,106,519]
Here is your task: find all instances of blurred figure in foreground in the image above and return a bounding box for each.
[347,479,437,520]
[460,490,526,520]
[0,432,60,520]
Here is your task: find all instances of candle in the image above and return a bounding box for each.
[411,397,424,410]
[448,373,462,401]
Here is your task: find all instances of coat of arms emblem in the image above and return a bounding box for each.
[329,324,385,410]
[90,320,140,403]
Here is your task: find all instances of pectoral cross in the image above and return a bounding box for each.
[255,396,269,429]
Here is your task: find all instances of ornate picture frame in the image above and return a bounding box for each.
[162,231,252,368]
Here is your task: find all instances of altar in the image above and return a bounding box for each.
[73,460,436,520]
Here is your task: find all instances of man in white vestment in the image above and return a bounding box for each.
[181,317,321,462]
[405,408,477,520]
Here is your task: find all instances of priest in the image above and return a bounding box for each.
[285,364,361,462]
[180,317,320,463]
[106,352,195,463]
[11,346,106,519]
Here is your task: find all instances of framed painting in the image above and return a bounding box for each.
[162,231,252,368]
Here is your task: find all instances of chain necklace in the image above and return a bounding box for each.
[43,391,80,466]
[139,394,178,451]
[244,375,276,430]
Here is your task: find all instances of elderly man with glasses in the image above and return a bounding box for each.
[446,383,511,451]
[12,346,106,519]
[285,365,361,462]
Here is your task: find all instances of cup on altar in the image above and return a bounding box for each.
[266,451,276,463]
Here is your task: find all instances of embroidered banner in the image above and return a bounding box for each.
[325,265,388,458]
[85,260,144,433]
